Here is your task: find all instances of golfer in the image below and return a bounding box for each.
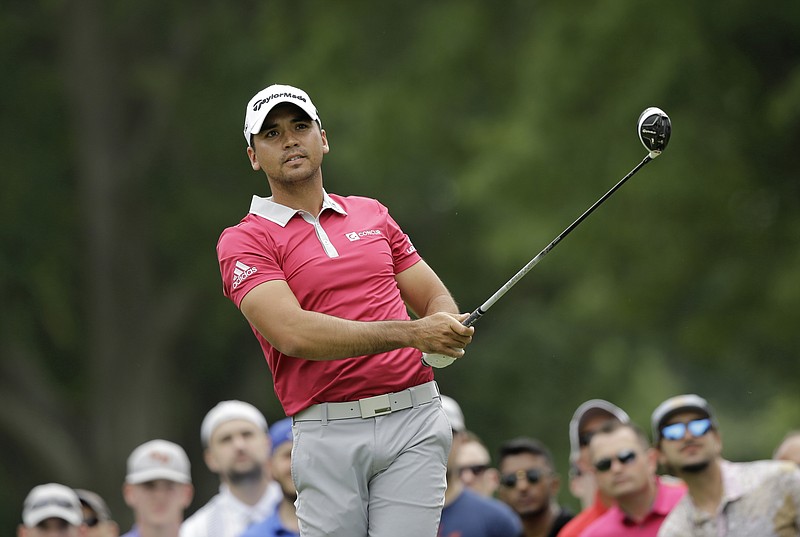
[216,84,474,537]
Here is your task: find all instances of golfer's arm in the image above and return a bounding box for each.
[240,280,426,361]
[395,260,459,317]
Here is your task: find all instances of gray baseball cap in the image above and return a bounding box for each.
[651,394,718,444]
[441,395,465,432]
[569,399,629,460]
[75,489,112,522]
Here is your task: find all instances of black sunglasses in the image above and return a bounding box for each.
[459,464,490,477]
[661,418,713,441]
[593,449,637,472]
[500,468,542,488]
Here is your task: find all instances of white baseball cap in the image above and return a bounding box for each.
[126,439,191,484]
[243,84,321,146]
[200,400,268,446]
[22,483,83,527]
[441,395,466,432]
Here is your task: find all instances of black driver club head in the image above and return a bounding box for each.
[638,107,671,158]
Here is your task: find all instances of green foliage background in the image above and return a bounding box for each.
[2,0,799,531]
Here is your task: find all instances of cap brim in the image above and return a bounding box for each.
[126,469,191,485]
[658,405,711,428]
[243,101,320,145]
[24,506,82,527]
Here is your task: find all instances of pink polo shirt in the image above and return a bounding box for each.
[557,491,611,537]
[217,192,433,416]
[579,478,686,537]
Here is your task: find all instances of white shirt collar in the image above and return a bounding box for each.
[249,190,347,226]
[218,482,282,520]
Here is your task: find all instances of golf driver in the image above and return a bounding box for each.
[423,107,672,368]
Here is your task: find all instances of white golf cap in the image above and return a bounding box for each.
[243,84,321,145]
[200,400,268,446]
[22,483,83,527]
[440,395,465,432]
[126,439,191,484]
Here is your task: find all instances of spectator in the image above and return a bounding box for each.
[120,439,194,537]
[438,396,523,537]
[558,399,629,537]
[653,394,800,536]
[773,430,800,465]
[75,489,119,537]
[240,418,299,537]
[18,483,86,537]
[216,83,474,537]
[497,437,573,537]
[457,430,501,498]
[580,421,686,536]
[181,400,280,537]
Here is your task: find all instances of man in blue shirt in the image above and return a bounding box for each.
[241,418,298,537]
[438,396,523,537]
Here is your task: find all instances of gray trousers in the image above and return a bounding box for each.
[291,397,451,537]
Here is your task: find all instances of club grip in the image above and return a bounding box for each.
[463,308,484,327]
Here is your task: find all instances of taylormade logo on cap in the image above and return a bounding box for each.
[243,84,321,145]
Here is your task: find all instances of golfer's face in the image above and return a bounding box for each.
[248,103,329,186]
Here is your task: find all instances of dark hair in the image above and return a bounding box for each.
[498,437,555,472]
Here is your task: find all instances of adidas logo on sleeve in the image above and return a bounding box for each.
[232,261,257,289]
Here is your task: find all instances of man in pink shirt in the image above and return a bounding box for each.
[579,422,685,537]
[558,399,629,537]
[216,84,474,537]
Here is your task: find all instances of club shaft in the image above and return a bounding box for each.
[462,155,653,327]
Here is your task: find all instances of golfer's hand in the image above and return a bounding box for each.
[415,312,474,358]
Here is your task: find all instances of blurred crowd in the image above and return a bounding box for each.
[17,394,800,537]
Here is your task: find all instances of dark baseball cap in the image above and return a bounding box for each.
[651,394,718,444]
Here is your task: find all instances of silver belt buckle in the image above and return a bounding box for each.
[359,394,392,418]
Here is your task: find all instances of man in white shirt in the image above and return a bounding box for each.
[653,394,800,537]
[181,400,280,537]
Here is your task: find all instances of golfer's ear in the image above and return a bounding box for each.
[247,146,261,170]
[321,129,330,154]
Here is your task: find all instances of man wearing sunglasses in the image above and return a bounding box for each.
[558,399,630,537]
[580,421,686,537]
[456,431,501,498]
[653,394,800,537]
[75,490,119,537]
[496,437,573,537]
[438,396,523,537]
